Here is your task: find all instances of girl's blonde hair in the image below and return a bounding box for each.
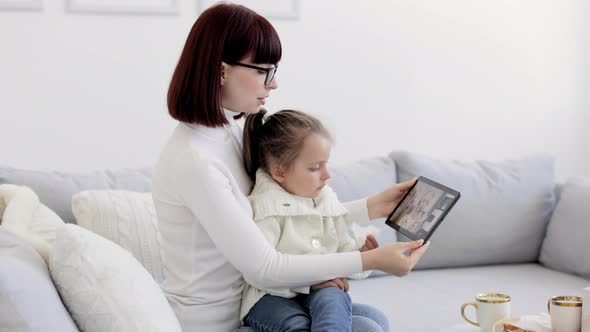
[243,109,332,181]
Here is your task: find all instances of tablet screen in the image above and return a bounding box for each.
[385,176,460,241]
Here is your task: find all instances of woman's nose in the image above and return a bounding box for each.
[267,77,278,90]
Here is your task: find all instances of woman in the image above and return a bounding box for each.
[152,3,429,332]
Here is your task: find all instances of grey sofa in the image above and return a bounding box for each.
[1,150,589,332]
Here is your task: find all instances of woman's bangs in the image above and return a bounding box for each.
[249,19,282,65]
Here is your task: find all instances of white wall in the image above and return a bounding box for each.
[581,0,590,174]
[0,1,588,180]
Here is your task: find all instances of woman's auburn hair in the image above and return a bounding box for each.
[167,3,282,127]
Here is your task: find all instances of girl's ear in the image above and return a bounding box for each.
[269,163,287,183]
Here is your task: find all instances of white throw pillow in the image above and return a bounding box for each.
[71,190,163,283]
[49,224,181,332]
[0,184,65,262]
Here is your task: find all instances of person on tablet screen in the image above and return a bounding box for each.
[399,190,435,233]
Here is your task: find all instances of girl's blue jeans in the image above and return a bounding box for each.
[237,287,389,332]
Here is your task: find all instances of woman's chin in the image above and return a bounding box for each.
[243,106,262,114]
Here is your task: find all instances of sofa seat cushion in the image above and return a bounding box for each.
[390,152,556,269]
[348,263,589,331]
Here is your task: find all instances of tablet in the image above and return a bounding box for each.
[385,176,461,242]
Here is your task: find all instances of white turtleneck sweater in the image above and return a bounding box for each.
[152,114,369,332]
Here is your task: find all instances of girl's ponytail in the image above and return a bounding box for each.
[243,109,268,181]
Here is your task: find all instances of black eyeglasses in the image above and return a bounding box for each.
[230,62,278,86]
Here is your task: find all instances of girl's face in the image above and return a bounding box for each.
[272,134,332,199]
[220,58,278,114]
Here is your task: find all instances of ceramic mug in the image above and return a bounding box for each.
[548,295,582,332]
[462,293,511,332]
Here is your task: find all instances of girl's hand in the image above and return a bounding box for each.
[360,234,379,252]
[311,277,350,292]
[361,239,430,276]
[367,177,417,220]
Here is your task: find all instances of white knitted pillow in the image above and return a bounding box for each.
[71,190,163,283]
[48,224,180,332]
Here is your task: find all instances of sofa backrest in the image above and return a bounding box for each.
[390,151,557,269]
[1,151,559,272]
[328,156,398,245]
[0,166,152,224]
[539,177,590,280]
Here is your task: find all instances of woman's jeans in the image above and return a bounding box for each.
[238,287,389,332]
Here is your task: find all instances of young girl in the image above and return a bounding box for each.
[240,109,386,332]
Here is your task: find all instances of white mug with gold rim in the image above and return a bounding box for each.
[548,295,582,332]
[461,293,511,332]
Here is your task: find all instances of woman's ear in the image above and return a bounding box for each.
[269,163,286,183]
[220,63,227,86]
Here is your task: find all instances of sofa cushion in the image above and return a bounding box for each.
[390,151,556,269]
[0,227,79,332]
[71,190,163,283]
[0,166,152,224]
[348,263,589,331]
[0,184,66,263]
[539,177,590,279]
[329,156,398,245]
[48,224,181,332]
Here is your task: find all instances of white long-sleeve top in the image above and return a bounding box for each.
[152,114,370,332]
[240,170,373,321]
